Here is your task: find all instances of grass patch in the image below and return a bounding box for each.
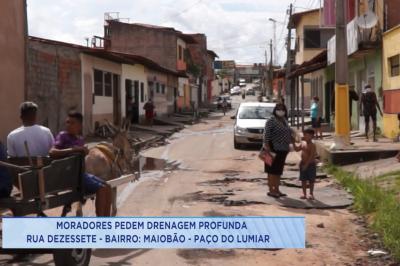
[326,165,400,261]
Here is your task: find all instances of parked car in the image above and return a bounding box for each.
[232,102,276,149]
[246,87,256,96]
[230,86,241,95]
[215,95,232,109]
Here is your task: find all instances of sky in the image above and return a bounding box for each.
[27,0,322,65]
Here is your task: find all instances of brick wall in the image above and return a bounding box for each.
[0,0,26,143]
[27,40,82,135]
[107,22,178,72]
[385,0,400,30]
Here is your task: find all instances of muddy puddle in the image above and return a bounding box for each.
[115,157,180,209]
[133,156,180,173]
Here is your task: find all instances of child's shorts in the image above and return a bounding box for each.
[299,163,316,182]
[84,173,106,195]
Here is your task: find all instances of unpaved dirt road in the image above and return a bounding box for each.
[1,95,382,266]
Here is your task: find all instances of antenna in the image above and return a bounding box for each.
[356,10,378,29]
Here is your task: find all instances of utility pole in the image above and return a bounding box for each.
[264,49,268,96]
[331,0,350,149]
[269,39,273,98]
[269,18,277,65]
[285,3,293,124]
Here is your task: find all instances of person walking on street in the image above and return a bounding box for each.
[311,96,323,139]
[262,103,293,198]
[361,85,383,142]
[222,97,228,116]
[143,98,155,127]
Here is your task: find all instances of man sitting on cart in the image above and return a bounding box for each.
[7,102,54,158]
[49,111,112,217]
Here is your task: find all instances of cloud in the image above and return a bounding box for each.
[27,0,320,65]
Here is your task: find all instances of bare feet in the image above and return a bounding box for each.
[300,195,307,199]
[308,195,315,200]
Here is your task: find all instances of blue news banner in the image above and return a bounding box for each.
[2,217,305,249]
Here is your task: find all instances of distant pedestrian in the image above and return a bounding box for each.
[294,128,318,200]
[143,98,155,126]
[310,96,323,139]
[262,103,293,198]
[361,85,383,142]
[222,97,228,116]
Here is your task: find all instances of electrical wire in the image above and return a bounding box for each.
[161,0,204,24]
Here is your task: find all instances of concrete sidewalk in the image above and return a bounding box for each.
[315,132,400,165]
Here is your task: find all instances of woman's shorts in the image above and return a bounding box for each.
[264,151,289,176]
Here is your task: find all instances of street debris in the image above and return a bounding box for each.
[367,249,388,257]
[316,223,325,228]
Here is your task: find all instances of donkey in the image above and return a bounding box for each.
[82,124,136,216]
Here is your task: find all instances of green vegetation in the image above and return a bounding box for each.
[326,166,400,261]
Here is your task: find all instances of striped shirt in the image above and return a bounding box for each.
[263,116,292,152]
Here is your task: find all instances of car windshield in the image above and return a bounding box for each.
[238,106,274,119]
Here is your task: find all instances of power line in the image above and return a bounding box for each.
[162,0,204,24]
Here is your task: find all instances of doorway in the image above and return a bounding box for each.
[125,79,140,124]
[113,74,121,126]
[174,87,178,113]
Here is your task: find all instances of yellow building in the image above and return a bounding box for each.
[382,25,400,138]
[290,8,334,108]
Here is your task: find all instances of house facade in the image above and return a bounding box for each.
[0,0,27,142]
[206,50,218,100]
[27,37,182,135]
[326,0,385,132]
[381,0,400,138]
[290,8,335,110]
[102,20,196,112]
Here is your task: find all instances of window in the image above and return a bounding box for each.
[94,69,118,97]
[389,55,400,77]
[304,28,321,49]
[178,45,183,60]
[140,82,144,102]
[104,72,112,96]
[161,84,166,94]
[148,81,154,98]
[94,69,103,96]
[156,82,160,93]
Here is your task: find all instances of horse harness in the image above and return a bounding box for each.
[94,143,124,176]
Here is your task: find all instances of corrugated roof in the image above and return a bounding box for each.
[288,50,327,78]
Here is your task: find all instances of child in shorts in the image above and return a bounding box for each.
[294,128,317,200]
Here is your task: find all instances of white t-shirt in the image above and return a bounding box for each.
[7,125,54,157]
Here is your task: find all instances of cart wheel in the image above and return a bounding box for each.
[53,249,91,266]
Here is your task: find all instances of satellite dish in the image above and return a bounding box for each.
[356,10,378,29]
